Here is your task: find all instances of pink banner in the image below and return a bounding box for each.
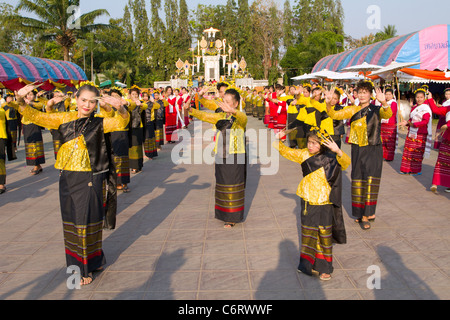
[420,24,449,71]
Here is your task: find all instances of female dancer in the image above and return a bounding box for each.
[153,90,166,149]
[380,88,398,162]
[183,88,247,228]
[110,87,132,192]
[0,100,17,194]
[164,86,178,143]
[274,127,350,281]
[142,91,159,159]
[14,82,129,286]
[399,88,433,176]
[22,88,46,175]
[1,92,19,155]
[326,81,392,230]
[128,86,148,173]
[428,90,450,194]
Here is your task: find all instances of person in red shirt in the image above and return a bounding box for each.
[268,86,277,129]
[399,88,433,175]
[270,84,288,141]
[380,88,398,161]
[164,86,178,143]
[428,89,450,193]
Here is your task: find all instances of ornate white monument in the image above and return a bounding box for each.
[168,27,268,89]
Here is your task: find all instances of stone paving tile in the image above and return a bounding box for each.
[0,116,449,301]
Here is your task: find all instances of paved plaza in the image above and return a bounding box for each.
[0,114,449,300]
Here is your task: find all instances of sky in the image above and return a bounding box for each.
[3,0,449,39]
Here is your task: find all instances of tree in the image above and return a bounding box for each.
[251,0,282,80]
[6,0,111,61]
[375,24,398,42]
[282,0,295,49]
[0,3,21,53]
[178,0,191,52]
[292,0,344,37]
[236,0,252,60]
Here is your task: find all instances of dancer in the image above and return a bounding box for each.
[183,88,247,228]
[399,88,433,176]
[380,88,398,162]
[128,85,148,173]
[21,88,46,175]
[180,87,191,128]
[0,100,17,194]
[1,92,19,155]
[109,87,132,192]
[256,90,265,121]
[14,82,129,286]
[326,81,392,230]
[46,89,72,159]
[153,90,167,149]
[164,86,178,143]
[268,85,277,129]
[197,82,229,111]
[273,127,350,281]
[428,90,450,193]
[142,91,159,159]
[269,84,292,142]
[327,88,347,148]
[291,84,313,149]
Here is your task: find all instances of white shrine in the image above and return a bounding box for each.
[155,27,268,89]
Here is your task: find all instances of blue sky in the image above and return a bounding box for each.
[4,0,448,39]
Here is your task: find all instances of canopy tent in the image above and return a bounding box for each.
[312,24,450,74]
[0,52,87,91]
[99,80,127,88]
[292,69,363,82]
[397,68,450,84]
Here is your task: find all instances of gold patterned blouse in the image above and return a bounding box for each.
[190,107,247,155]
[274,141,351,205]
[0,108,7,139]
[327,104,393,147]
[199,98,221,112]
[21,100,45,125]
[18,105,129,172]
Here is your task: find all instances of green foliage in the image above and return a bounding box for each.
[2,0,383,88]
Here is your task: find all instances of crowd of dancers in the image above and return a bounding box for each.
[0,79,449,285]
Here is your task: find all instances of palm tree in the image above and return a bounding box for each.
[375,25,398,42]
[6,0,111,61]
[382,25,398,38]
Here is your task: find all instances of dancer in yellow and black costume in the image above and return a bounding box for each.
[1,92,19,155]
[288,85,334,149]
[325,81,392,230]
[274,127,350,281]
[13,82,129,286]
[0,98,18,194]
[21,89,46,175]
[46,89,73,159]
[183,88,247,228]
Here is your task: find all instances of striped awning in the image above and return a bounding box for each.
[0,52,87,91]
[312,24,450,74]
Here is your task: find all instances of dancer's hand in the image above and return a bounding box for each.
[217,101,236,114]
[275,129,286,141]
[15,82,43,100]
[375,87,387,106]
[322,137,342,157]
